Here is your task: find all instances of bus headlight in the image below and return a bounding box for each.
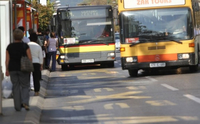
[126,57,137,63]
[108,52,115,57]
[60,55,65,59]
[178,54,190,59]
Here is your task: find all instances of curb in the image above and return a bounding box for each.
[0,69,50,124]
[24,70,50,124]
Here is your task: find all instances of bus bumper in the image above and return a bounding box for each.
[121,53,196,70]
[57,54,116,65]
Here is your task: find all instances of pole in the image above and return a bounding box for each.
[14,0,17,30]
[0,1,2,115]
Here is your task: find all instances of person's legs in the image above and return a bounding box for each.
[46,52,50,69]
[46,52,52,69]
[18,72,30,107]
[32,63,41,95]
[10,71,21,111]
[51,51,57,71]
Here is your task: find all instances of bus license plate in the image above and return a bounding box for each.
[81,59,94,63]
[150,63,166,68]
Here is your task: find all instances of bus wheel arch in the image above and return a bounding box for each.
[128,69,138,77]
[189,65,198,72]
[61,65,68,71]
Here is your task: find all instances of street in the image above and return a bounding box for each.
[40,53,200,124]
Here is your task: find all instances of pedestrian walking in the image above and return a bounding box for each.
[5,29,32,111]
[47,32,58,72]
[28,32,43,96]
[44,29,50,69]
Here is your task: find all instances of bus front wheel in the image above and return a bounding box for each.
[189,65,199,72]
[128,69,138,77]
[61,65,68,71]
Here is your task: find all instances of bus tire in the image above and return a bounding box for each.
[189,65,198,72]
[128,69,138,77]
[61,65,68,71]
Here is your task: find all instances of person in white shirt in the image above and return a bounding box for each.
[18,26,30,43]
[47,32,58,72]
[28,33,43,96]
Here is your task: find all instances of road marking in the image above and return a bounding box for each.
[94,88,114,92]
[104,103,130,109]
[51,115,198,123]
[184,94,200,104]
[62,106,85,111]
[106,71,119,74]
[126,86,146,90]
[145,76,157,81]
[78,76,116,79]
[59,74,68,77]
[126,86,138,90]
[115,103,129,108]
[161,84,179,91]
[67,91,151,104]
[146,100,176,106]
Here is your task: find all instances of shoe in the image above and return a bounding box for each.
[22,104,30,111]
[34,92,39,96]
[30,87,34,91]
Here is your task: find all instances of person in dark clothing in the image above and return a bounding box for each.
[6,29,32,111]
[28,33,43,96]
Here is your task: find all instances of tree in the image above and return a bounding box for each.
[28,0,55,31]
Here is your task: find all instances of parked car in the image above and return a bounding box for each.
[115,32,120,52]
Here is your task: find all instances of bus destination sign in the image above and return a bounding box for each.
[69,9,108,19]
[124,0,185,9]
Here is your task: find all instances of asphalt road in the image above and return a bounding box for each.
[40,53,200,124]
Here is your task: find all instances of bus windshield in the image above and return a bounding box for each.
[121,8,193,43]
[58,9,114,45]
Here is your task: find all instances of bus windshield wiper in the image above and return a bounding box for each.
[167,39,182,44]
[153,36,183,44]
[129,39,148,47]
[130,42,142,47]
[159,37,183,44]
[80,40,109,45]
[90,39,111,45]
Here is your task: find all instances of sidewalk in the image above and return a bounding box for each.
[0,69,50,124]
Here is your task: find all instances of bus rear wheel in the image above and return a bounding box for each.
[128,69,138,77]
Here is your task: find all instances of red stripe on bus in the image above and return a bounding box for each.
[138,54,178,63]
[59,43,115,48]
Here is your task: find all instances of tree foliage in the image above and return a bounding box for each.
[29,0,55,31]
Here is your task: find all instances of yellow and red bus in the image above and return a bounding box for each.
[118,0,200,76]
[56,5,116,70]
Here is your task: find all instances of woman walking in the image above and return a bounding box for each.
[47,32,58,72]
[28,32,43,96]
[5,29,32,111]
